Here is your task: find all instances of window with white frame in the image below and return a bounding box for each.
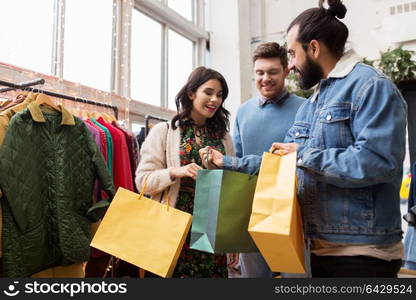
[168,30,194,110]
[397,4,403,14]
[0,0,54,75]
[131,0,207,109]
[63,0,113,91]
[131,10,162,106]
[0,0,207,117]
[405,3,410,12]
[168,0,193,22]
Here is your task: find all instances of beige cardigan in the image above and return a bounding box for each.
[135,121,234,207]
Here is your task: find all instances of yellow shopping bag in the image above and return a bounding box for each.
[248,151,306,274]
[90,187,192,278]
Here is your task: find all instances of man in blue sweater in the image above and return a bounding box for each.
[201,43,304,277]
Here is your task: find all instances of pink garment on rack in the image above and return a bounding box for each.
[97,117,133,192]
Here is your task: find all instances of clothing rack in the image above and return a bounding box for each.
[0,78,119,119]
[145,114,168,136]
[0,78,45,93]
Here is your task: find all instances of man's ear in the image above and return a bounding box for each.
[309,40,320,59]
[283,67,290,78]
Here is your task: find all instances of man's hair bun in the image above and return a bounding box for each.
[327,0,347,19]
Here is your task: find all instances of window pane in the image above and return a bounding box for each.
[64,0,113,91]
[168,0,193,22]
[168,30,193,110]
[0,0,54,74]
[131,122,144,135]
[131,10,162,106]
[397,5,403,14]
[405,3,410,12]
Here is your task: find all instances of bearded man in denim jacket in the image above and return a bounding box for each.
[269,0,407,277]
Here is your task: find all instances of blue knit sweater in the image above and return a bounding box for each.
[223,93,304,174]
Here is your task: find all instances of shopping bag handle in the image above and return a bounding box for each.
[138,175,171,211]
[138,175,149,199]
[249,148,285,177]
[163,189,170,211]
[249,149,275,177]
[205,147,220,169]
[204,146,260,177]
[268,145,286,156]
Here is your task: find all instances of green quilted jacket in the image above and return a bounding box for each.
[0,102,115,277]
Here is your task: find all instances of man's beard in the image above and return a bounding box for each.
[295,55,324,90]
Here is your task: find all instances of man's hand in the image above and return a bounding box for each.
[269,142,298,155]
[199,146,224,169]
[169,163,202,180]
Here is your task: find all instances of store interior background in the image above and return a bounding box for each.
[0,0,414,232]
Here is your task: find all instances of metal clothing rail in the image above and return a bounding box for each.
[0,78,119,119]
[0,78,45,93]
[145,114,168,136]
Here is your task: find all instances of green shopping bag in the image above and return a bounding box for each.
[190,169,258,254]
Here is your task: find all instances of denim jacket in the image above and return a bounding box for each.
[285,50,407,245]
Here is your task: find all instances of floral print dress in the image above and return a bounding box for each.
[172,121,227,278]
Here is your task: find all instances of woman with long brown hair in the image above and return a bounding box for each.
[136,66,236,277]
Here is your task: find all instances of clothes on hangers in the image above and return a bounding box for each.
[82,119,114,261]
[85,122,104,204]
[0,87,137,278]
[91,118,114,175]
[0,93,27,112]
[85,119,108,165]
[0,99,115,277]
[85,117,135,277]
[0,99,12,111]
[113,121,140,193]
[97,117,133,192]
[0,92,37,264]
[0,92,36,145]
[0,79,118,119]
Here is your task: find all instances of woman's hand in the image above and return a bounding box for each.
[269,142,298,155]
[169,163,202,180]
[199,146,224,169]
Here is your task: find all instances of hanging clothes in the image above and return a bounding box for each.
[97,117,133,192]
[0,92,36,145]
[113,121,140,192]
[0,99,12,111]
[86,117,116,261]
[85,117,135,277]
[84,121,104,204]
[86,119,108,165]
[91,118,114,174]
[0,101,115,277]
[0,92,37,263]
[0,93,27,112]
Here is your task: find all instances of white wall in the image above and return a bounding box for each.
[382,0,416,51]
[206,0,416,127]
[206,0,251,132]
[250,0,416,58]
